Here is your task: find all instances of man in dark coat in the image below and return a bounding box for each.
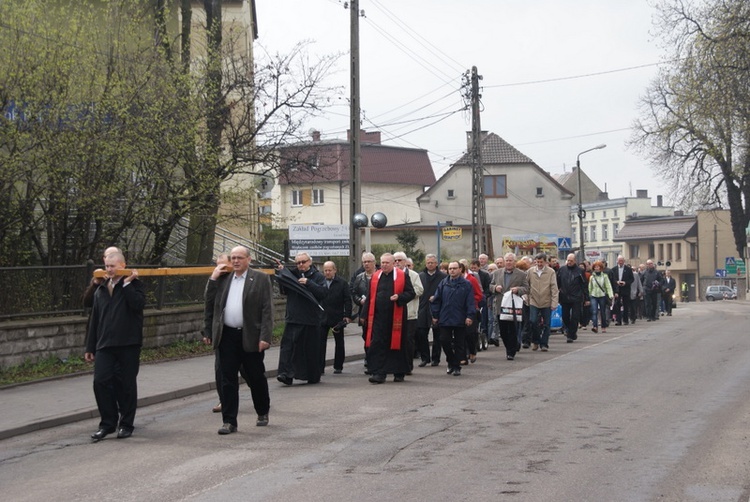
[416,253,447,367]
[319,261,352,374]
[608,255,635,325]
[661,270,676,316]
[641,259,663,322]
[85,251,145,441]
[205,246,273,434]
[362,253,415,384]
[276,252,327,385]
[557,253,589,343]
[430,261,475,376]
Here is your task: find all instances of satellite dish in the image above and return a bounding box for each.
[371,212,387,229]
[254,174,275,192]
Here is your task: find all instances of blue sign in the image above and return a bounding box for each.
[725,257,736,266]
[715,269,727,277]
[557,237,572,250]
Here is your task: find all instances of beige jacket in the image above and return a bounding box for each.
[526,265,559,310]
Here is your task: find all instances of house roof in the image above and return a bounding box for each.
[613,215,697,241]
[419,132,573,200]
[453,133,535,165]
[278,140,436,187]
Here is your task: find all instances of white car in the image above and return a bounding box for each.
[705,285,737,301]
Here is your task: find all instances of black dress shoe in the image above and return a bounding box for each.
[91,427,116,441]
[256,414,269,426]
[116,427,133,439]
[430,361,439,366]
[368,374,386,384]
[493,339,500,347]
[418,360,429,367]
[393,375,405,382]
[276,374,293,386]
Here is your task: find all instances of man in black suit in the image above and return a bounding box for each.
[319,261,352,374]
[609,255,635,325]
[204,246,273,435]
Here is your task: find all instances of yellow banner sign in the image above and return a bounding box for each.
[441,226,462,241]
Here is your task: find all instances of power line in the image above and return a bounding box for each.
[484,60,681,88]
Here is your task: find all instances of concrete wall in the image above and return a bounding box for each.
[0,299,287,370]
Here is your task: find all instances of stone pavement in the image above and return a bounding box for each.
[0,327,367,440]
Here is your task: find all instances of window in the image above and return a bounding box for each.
[583,227,588,242]
[590,211,595,219]
[614,209,618,217]
[602,224,609,241]
[590,225,597,242]
[312,189,324,205]
[572,229,577,244]
[658,243,664,261]
[629,244,640,258]
[291,190,303,207]
[603,210,607,217]
[447,189,455,199]
[649,244,655,259]
[690,242,697,261]
[536,187,543,197]
[676,243,682,261]
[667,243,673,262]
[484,175,507,197]
[613,223,619,236]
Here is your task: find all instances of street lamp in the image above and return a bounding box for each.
[576,144,606,263]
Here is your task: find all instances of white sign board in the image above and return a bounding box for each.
[289,224,350,257]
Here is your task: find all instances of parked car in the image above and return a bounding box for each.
[705,285,737,301]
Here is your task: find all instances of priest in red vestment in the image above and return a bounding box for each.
[363,253,416,383]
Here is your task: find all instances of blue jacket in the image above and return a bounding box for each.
[430,275,476,327]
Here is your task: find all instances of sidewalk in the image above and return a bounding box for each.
[0,327,367,440]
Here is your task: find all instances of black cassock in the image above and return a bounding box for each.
[365,270,415,376]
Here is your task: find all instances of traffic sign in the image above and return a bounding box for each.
[715,269,727,277]
[557,237,572,250]
[726,257,737,275]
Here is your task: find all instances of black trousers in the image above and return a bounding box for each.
[415,325,432,364]
[214,351,250,403]
[440,326,466,371]
[319,324,345,372]
[613,290,631,324]
[560,301,581,339]
[498,319,520,357]
[218,327,270,427]
[645,292,659,320]
[93,345,141,431]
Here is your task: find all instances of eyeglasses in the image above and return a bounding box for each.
[295,259,310,265]
[394,258,404,262]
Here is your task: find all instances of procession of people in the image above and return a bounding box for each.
[83,246,676,439]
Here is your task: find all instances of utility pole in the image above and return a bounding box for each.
[349,0,362,277]
[469,66,488,258]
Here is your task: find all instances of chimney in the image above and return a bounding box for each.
[656,195,663,207]
[311,129,321,142]
[466,130,489,150]
[636,189,648,198]
[674,210,684,216]
[346,129,381,145]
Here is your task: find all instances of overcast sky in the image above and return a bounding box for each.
[255,0,672,202]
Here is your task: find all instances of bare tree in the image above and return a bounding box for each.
[632,0,750,259]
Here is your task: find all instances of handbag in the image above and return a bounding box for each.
[499,291,523,321]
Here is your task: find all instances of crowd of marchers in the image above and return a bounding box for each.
[82,245,675,439]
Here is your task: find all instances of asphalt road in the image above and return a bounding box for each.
[2,300,749,502]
